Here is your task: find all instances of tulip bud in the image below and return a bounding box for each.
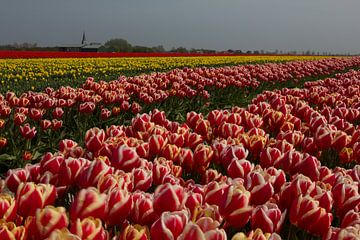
[0,137,7,149]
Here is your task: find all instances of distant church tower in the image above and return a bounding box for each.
[81,32,87,45]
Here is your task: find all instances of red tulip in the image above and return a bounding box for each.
[251,203,286,233]
[259,147,283,168]
[19,123,37,139]
[0,137,7,148]
[106,187,133,226]
[150,210,189,240]
[40,119,52,131]
[100,108,111,120]
[16,182,56,217]
[219,184,252,228]
[52,107,64,119]
[69,187,107,221]
[130,192,158,226]
[227,159,253,179]
[118,224,149,240]
[70,217,108,240]
[245,171,274,205]
[0,194,17,222]
[14,113,26,126]
[51,119,62,131]
[149,134,167,156]
[132,167,153,192]
[25,206,68,239]
[232,228,281,240]
[153,183,186,214]
[85,127,106,153]
[79,101,96,114]
[0,222,26,240]
[111,145,141,172]
[58,157,88,187]
[289,195,333,236]
[341,210,360,228]
[28,108,44,121]
[5,168,29,193]
[193,144,214,172]
[44,228,79,240]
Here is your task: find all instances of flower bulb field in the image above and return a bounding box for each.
[1,54,360,239]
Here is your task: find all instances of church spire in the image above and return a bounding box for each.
[81,31,87,45]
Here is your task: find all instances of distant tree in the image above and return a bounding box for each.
[254,50,260,54]
[246,50,252,54]
[103,38,132,52]
[170,47,189,53]
[134,45,155,53]
[152,45,165,52]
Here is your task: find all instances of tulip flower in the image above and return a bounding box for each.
[251,203,286,233]
[111,145,141,172]
[118,224,149,240]
[69,187,107,221]
[150,210,189,240]
[219,184,252,228]
[16,182,56,217]
[106,187,133,226]
[70,217,108,240]
[25,206,69,239]
[0,221,26,240]
[19,123,37,139]
[0,194,17,222]
[289,195,333,236]
[153,183,187,214]
[5,168,30,193]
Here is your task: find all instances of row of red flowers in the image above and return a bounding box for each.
[2,68,360,239]
[1,57,360,168]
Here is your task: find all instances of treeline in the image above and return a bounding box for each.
[0,39,356,56]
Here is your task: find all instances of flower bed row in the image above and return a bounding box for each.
[0,55,324,93]
[0,57,360,169]
[2,69,360,239]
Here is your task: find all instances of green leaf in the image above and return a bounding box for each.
[0,154,16,161]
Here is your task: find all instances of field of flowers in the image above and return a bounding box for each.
[0,55,360,239]
[0,54,328,93]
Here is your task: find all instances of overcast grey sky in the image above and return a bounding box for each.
[0,0,359,53]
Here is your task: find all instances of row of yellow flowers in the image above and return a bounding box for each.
[0,55,329,92]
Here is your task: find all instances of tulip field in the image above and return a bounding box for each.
[0,54,328,93]
[1,55,360,239]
